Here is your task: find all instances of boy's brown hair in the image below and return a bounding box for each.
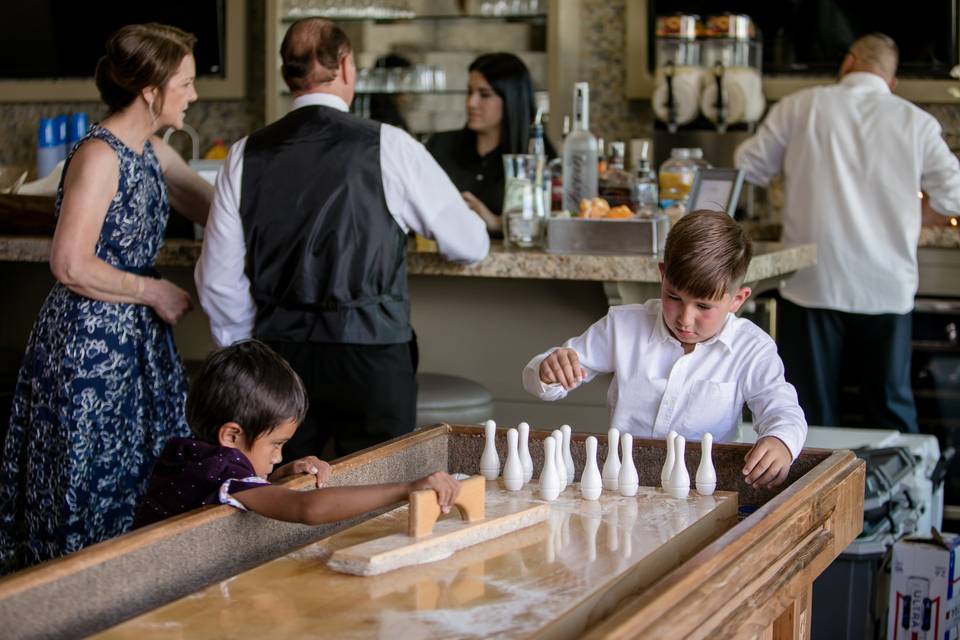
[662,210,753,299]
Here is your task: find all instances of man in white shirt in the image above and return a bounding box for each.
[196,18,489,459]
[734,33,960,432]
[523,211,807,488]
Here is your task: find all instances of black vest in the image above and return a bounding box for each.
[239,105,410,345]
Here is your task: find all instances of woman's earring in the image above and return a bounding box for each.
[147,99,158,123]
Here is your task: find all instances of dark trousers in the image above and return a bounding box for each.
[777,298,917,432]
[267,338,419,461]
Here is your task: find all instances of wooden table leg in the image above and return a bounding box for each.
[772,584,812,640]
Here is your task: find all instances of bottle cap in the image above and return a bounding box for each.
[67,112,90,145]
[37,118,57,147]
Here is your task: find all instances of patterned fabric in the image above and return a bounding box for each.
[134,437,268,529]
[0,125,190,573]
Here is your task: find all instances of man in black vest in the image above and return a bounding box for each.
[196,19,489,459]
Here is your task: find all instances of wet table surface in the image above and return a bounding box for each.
[96,482,737,640]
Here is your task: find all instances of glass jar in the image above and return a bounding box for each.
[658,148,698,210]
[502,154,548,248]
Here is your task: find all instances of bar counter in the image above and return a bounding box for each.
[0,235,814,285]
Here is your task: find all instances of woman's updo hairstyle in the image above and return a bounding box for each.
[95,23,196,114]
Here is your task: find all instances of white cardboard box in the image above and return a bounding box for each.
[888,532,960,640]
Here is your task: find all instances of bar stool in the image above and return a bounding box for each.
[416,372,494,427]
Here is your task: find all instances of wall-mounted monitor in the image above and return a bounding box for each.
[0,0,245,101]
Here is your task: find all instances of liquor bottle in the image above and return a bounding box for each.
[597,137,607,175]
[548,115,570,211]
[631,138,659,218]
[562,82,598,214]
[598,141,635,212]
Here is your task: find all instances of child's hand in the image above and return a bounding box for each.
[410,472,460,514]
[270,456,332,488]
[539,348,586,390]
[742,436,792,489]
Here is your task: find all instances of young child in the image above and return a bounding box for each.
[522,210,807,489]
[135,340,459,528]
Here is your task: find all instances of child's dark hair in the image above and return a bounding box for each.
[662,210,753,299]
[186,340,308,445]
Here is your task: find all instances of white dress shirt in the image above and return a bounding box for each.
[196,93,490,347]
[735,72,960,314]
[522,300,808,459]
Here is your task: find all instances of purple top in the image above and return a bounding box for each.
[134,437,269,528]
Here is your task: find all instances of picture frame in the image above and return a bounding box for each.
[687,168,745,216]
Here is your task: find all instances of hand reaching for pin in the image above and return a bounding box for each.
[539,348,586,390]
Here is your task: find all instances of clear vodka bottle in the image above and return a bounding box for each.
[562,82,598,214]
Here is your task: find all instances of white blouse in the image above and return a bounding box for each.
[523,300,808,459]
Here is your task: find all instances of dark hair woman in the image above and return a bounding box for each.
[427,52,554,233]
[0,23,213,573]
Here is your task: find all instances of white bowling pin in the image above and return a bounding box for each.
[661,430,678,489]
[618,433,639,497]
[668,435,690,499]
[518,422,534,484]
[580,436,602,500]
[503,428,524,491]
[696,433,717,496]
[601,427,620,491]
[480,419,500,480]
[539,436,560,501]
[561,424,575,484]
[552,430,566,492]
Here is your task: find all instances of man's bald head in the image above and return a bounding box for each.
[844,33,898,83]
[280,18,352,92]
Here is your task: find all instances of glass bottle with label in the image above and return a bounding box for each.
[658,148,697,211]
[548,115,570,212]
[598,141,636,212]
[562,83,598,213]
[631,138,659,218]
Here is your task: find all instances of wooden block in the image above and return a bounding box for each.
[408,475,485,538]
[329,502,550,576]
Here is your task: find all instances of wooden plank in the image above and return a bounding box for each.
[580,451,864,639]
[772,584,812,640]
[330,502,549,576]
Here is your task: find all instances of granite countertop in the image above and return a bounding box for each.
[0,236,815,284]
[742,221,960,248]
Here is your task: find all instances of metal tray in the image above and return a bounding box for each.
[545,215,669,255]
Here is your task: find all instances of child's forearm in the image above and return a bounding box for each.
[234,482,415,525]
[298,483,413,525]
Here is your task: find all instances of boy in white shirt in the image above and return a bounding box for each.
[522,210,807,489]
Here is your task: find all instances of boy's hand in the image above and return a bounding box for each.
[539,348,586,390]
[270,456,332,488]
[742,436,792,489]
[410,472,460,514]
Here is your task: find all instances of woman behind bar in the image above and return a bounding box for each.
[427,52,554,234]
[0,23,213,572]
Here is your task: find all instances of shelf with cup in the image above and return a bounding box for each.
[266,0,583,143]
[280,13,547,24]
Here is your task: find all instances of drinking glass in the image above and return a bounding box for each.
[502,154,548,248]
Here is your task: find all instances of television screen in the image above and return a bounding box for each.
[649,0,958,78]
[0,1,225,80]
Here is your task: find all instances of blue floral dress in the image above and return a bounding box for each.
[0,125,190,572]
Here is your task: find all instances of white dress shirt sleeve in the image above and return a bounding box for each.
[741,339,808,460]
[919,117,960,217]
[195,138,257,348]
[521,314,615,401]
[380,124,489,264]
[734,99,792,187]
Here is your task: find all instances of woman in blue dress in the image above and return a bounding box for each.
[0,23,214,572]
